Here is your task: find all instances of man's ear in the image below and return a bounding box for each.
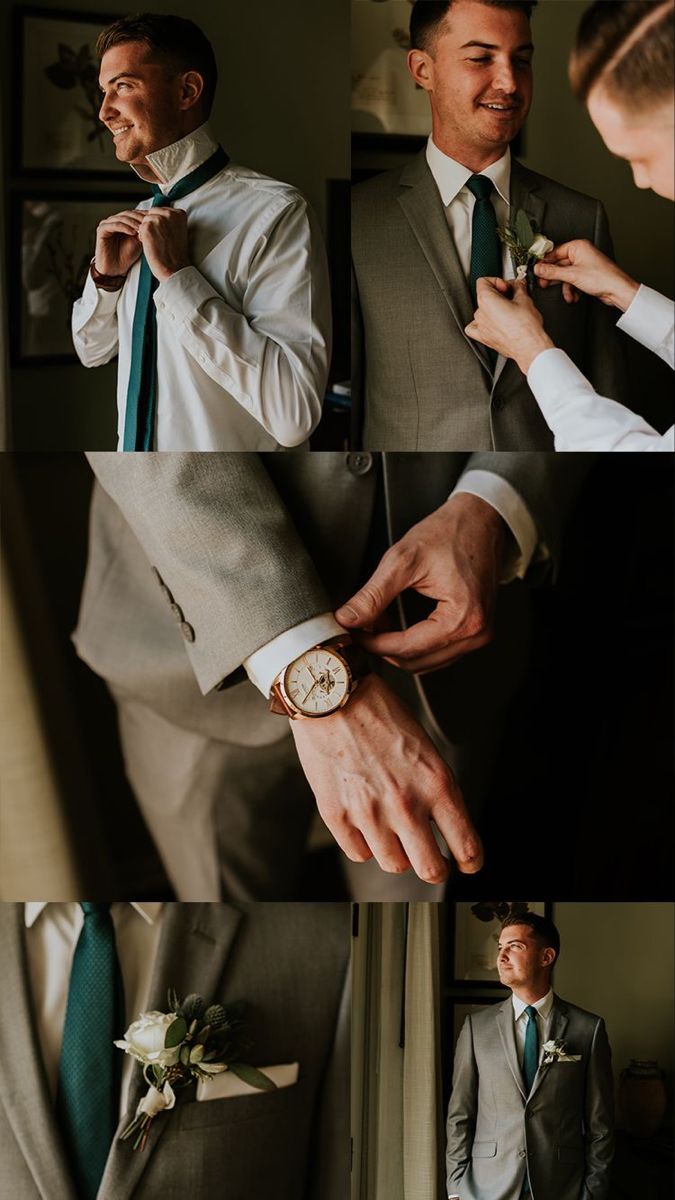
[407,49,434,93]
[542,947,556,969]
[179,69,204,111]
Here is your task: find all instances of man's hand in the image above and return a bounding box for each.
[137,207,190,283]
[335,492,506,674]
[94,209,145,276]
[465,277,554,374]
[534,238,639,312]
[290,674,483,883]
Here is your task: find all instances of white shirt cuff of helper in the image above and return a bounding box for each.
[451,469,540,581]
[244,613,344,697]
[617,284,675,366]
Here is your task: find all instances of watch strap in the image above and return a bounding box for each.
[90,257,128,292]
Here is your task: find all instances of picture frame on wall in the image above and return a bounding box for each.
[450,902,552,989]
[351,0,430,140]
[13,6,126,178]
[10,190,142,365]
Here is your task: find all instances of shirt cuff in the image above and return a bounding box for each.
[617,284,674,363]
[452,469,540,581]
[82,268,122,314]
[528,347,594,415]
[243,613,344,697]
[154,265,220,325]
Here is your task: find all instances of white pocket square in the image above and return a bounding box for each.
[196,1062,299,1102]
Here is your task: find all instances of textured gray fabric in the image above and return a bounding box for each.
[74,451,587,747]
[0,903,350,1200]
[446,994,614,1200]
[351,154,628,450]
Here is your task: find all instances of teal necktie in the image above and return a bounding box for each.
[522,1004,539,1095]
[56,903,124,1200]
[122,144,229,451]
[467,173,501,370]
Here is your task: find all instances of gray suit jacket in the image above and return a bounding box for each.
[0,902,350,1200]
[73,451,587,746]
[446,994,614,1200]
[352,154,627,450]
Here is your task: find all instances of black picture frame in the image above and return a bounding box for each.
[10,188,143,366]
[12,5,127,180]
[449,902,553,990]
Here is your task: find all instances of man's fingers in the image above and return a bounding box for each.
[562,282,580,304]
[534,260,574,283]
[465,319,481,340]
[323,817,373,864]
[395,814,450,885]
[358,606,490,665]
[359,827,412,875]
[336,545,416,629]
[431,789,484,875]
[100,219,142,237]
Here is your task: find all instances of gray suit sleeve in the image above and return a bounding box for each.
[446,1016,478,1192]
[86,452,330,694]
[581,1018,614,1200]
[584,202,630,407]
[463,451,591,579]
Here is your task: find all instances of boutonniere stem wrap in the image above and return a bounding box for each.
[542,1038,582,1065]
[115,990,276,1150]
[498,209,554,295]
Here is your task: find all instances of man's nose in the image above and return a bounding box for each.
[99,93,118,123]
[491,60,518,94]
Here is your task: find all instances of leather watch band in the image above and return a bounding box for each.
[90,258,128,292]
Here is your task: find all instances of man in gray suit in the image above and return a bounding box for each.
[446,912,614,1200]
[0,902,349,1200]
[73,451,586,900]
[351,0,626,450]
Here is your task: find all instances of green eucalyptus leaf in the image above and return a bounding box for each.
[229,1063,277,1091]
[165,1017,187,1049]
[515,210,535,250]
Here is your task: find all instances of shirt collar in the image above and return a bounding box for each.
[512,987,554,1022]
[426,136,511,208]
[25,902,163,928]
[133,122,219,192]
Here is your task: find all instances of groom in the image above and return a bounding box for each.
[351,0,626,450]
[446,912,614,1199]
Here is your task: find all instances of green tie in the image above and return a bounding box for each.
[522,1004,539,1095]
[466,173,501,370]
[56,903,124,1200]
[122,144,229,451]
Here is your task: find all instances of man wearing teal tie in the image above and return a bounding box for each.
[446,912,614,1199]
[72,14,331,451]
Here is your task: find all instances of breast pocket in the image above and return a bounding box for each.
[471,1141,497,1158]
[176,1077,305,1131]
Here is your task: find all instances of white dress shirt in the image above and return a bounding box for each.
[24,902,163,1118]
[72,123,331,451]
[244,468,541,696]
[527,285,674,451]
[512,987,554,1068]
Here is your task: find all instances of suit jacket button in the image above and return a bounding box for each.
[492,396,504,411]
[181,622,196,643]
[518,1150,526,1158]
[346,452,373,476]
[170,602,185,623]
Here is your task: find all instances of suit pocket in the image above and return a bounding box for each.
[176,1077,305,1131]
[471,1142,497,1158]
[557,1145,584,1164]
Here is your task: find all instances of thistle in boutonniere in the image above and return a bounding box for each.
[542,1038,582,1065]
[115,990,276,1150]
[498,209,554,294]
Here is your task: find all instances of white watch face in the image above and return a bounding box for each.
[284,648,350,716]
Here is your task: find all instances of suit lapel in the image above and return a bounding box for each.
[528,995,569,1103]
[99,903,243,1200]
[0,906,77,1200]
[495,997,527,1103]
[396,153,493,376]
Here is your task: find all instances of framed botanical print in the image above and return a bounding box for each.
[351,0,430,140]
[13,6,126,178]
[10,190,141,365]
[450,902,552,988]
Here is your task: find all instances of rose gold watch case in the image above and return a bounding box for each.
[277,647,355,719]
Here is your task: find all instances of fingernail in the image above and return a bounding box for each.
[336,604,359,624]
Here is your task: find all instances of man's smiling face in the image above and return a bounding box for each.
[408,0,534,168]
[98,41,185,166]
[496,923,554,994]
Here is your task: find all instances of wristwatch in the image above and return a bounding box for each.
[268,636,370,719]
[90,257,128,292]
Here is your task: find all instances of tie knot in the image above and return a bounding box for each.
[80,902,111,918]
[467,173,494,201]
[525,1005,538,1020]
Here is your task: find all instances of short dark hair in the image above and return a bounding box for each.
[570,0,674,108]
[96,13,218,116]
[501,912,560,965]
[410,0,538,53]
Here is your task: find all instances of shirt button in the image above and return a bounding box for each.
[346,452,373,476]
[181,622,196,643]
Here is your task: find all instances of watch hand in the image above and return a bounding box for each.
[302,680,319,702]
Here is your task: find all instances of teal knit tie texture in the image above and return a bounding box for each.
[122,143,229,451]
[56,903,124,1200]
[522,1005,539,1095]
[466,173,502,302]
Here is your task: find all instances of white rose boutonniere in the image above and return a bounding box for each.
[542,1038,582,1065]
[498,210,554,292]
[115,990,276,1151]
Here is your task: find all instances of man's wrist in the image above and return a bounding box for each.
[517,330,555,374]
[610,274,639,314]
[90,257,128,292]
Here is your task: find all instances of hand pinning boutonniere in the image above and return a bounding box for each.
[115,990,276,1150]
[542,1038,582,1065]
[498,209,554,293]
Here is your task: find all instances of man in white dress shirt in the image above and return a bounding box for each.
[71,14,331,451]
[446,912,614,1200]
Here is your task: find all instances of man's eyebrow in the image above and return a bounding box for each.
[460,40,534,52]
[498,938,525,947]
[98,72,144,91]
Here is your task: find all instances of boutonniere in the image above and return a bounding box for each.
[498,209,554,293]
[542,1038,582,1065]
[115,989,276,1150]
